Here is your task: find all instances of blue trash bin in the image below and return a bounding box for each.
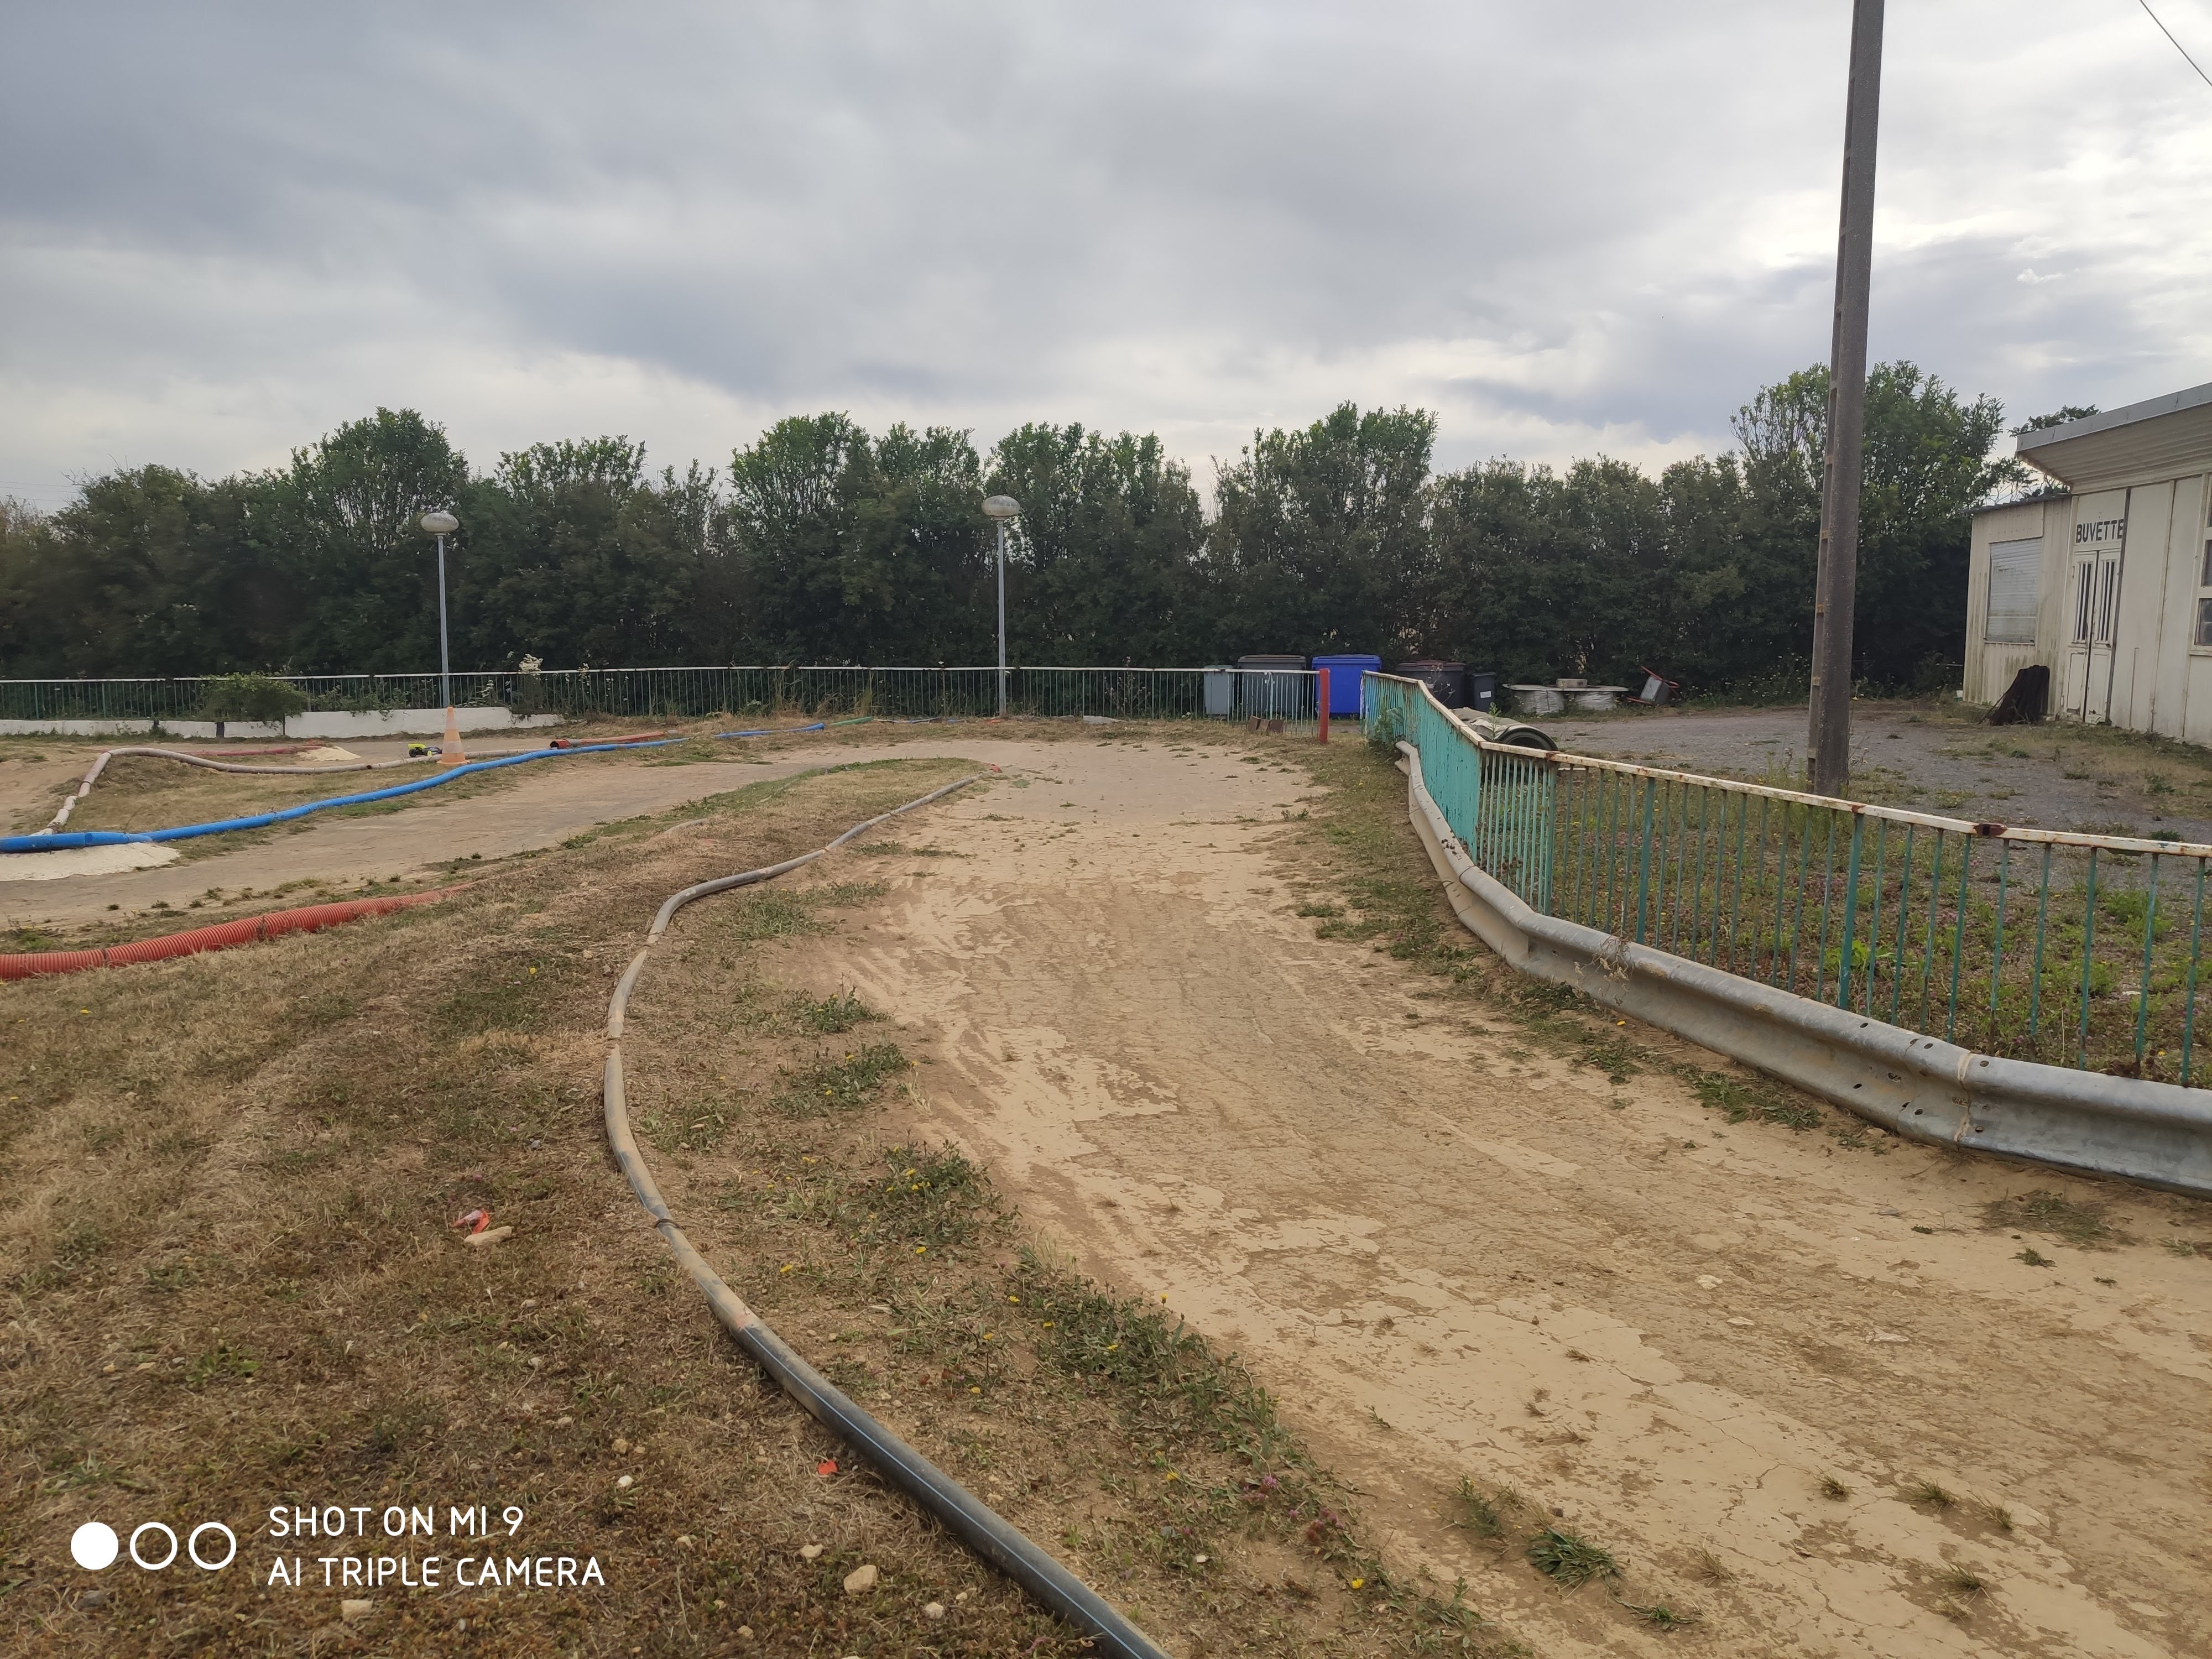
[1311,654,1380,718]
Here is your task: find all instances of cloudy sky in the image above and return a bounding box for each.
[2,1,2208,508]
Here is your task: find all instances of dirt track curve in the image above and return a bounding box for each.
[775,740,2212,1659]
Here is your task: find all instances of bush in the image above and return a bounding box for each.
[196,674,310,724]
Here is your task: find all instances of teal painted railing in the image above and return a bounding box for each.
[1368,673,2212,1087]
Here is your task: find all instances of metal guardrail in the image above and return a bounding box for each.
[1391,727,2212,1198]
[0,665,1321,728]
[1366,672,2212,1089]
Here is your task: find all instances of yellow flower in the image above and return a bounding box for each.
[1350,1577,1365,1590]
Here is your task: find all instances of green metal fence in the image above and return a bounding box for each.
[1,665,1319,728]
[1368,672,2212,1087]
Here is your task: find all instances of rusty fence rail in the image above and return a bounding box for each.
[1366,672,2212,1087]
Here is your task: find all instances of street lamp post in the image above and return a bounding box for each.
[419,510,460,711]
[982,495,1020,716]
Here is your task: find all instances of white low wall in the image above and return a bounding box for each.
[287,708,561,739]
[0,707,561,740]
[0,718,221,739]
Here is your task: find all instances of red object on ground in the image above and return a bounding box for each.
[816,1459,839,1477]
[0,888,460,982]
[452,1208,492,1235]
[1317,669,1331,745]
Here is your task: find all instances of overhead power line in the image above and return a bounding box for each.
[2138,0,2212,92]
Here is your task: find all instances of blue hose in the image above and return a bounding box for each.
[3,739,690,852]
[710,722,828,739]
[2,719,874,854]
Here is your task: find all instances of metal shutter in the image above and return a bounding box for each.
[1986,538,2041,644]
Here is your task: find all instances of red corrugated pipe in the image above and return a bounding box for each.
[0,887,460,982]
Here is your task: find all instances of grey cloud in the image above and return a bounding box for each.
[2,0,2207,505]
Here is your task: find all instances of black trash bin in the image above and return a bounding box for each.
[1394,660,1467,708]
[1466,670,1497,713]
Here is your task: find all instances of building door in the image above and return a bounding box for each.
[2065,551,2122,720]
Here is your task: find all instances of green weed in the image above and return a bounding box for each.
[1936,1562,1989,1597]
[1690,1070,1823,1131]
[787,989,877,1034]
[859,1145,1004,1250]
[1449,1478,1514,1541]
[773,1041,910,1117]
[724,880,889,943]
[1011,1249,1305,1470]
[639,1100,735,1154]
[184,1343,258,1391]
[1980,1189,2120,1248]
[1527,1527,1616,1589]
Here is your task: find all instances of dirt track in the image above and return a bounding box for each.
[7,731,2210,1654]
[769,738,2212,1658]
[0,750,812,926]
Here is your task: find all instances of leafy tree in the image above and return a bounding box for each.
[1423,457,1672,684]
[257,409,472,672]
[456,438,731,669]
[0,367,2023,703]
[2016,404,2097,434]
[1725,362,2017,688]
[986,424,1209,664]
[4,468,271,676]
[726,415,988,663]
[1208,403,1436,659]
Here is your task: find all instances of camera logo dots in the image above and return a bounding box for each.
[70,1519,235,1572]
[70,1522,119,1571]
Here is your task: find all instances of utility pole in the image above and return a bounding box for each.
[1807,0,1885,799]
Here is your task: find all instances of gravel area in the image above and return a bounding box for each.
[1540,700,2212,843]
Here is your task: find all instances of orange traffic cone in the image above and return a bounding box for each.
[441,706,467,766]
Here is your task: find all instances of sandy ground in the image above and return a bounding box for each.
[7,728,2211,1654]
[1545,704,2212,843]
[759,739,2212,1659]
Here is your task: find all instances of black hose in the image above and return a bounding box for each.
[601,770,1171,1659]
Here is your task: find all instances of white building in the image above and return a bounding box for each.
[1965,382,2212,735]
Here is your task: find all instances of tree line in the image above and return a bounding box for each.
[0,362,2028,695]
